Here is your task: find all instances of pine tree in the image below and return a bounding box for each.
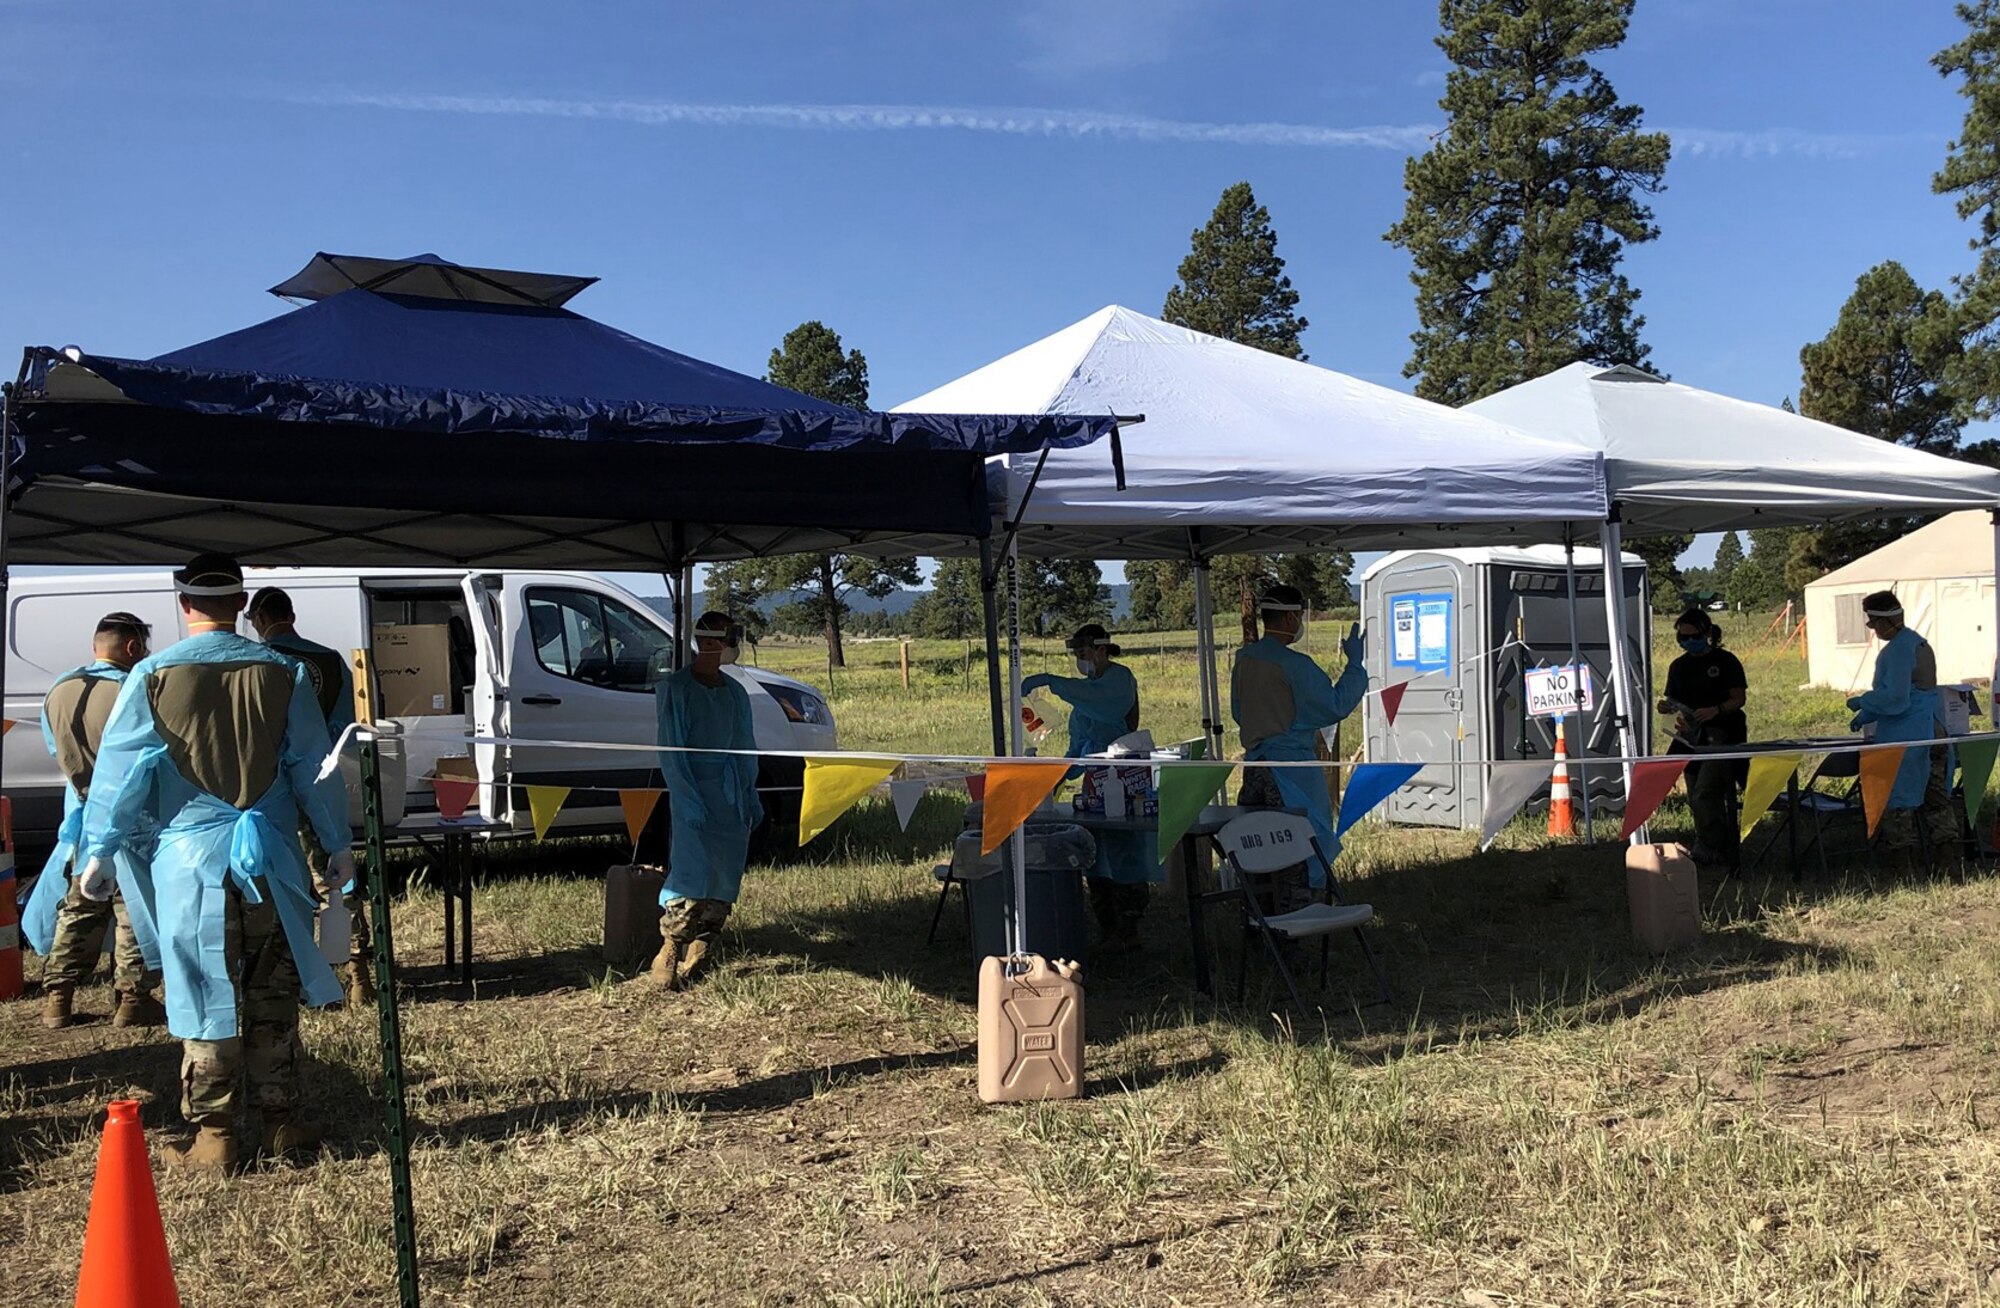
[909,559,983,641]
[1936,1,2000,418]
[702,561,770,644]
[1711,531,1744,602]
[1794,261,1966,574]
[1627,533,1692,611]
[1387,0,1670,404]
[759,321,914,665]
[1162,182,1308,359]
[1041,560,1112,633]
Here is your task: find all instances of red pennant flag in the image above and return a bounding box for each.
[1380,682,1409,727]
[432,778,477,821]
[1620,758,1690,840]
[965,773,986,803]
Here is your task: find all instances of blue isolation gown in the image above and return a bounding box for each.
[1023,663,1159,884]
[1232,636,1367,885]
[1848,626,1947,810]
[19,661,160,964]
[655,667,764,905]
[81,632,348,1040]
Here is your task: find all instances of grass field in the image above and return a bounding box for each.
[6,614,2000,1306]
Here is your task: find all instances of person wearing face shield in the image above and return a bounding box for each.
[1022,623,1157,949]
[1846,590,1957,870]
[1657,608,1749,870]
[1231,585,1368,912]
[650,611,764,990]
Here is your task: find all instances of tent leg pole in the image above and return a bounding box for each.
[1006,539,1027,964]
[1193,560,1225,794]
[980,538,1007,758]
[363,739,422,1308]
[1991,512,2000,728]
[1599,518,1643,845]
[0,384,13,815]
[1564,537,1594,846]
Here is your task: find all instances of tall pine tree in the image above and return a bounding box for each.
[1388,0,1670,404]
[1711,531,1744,602]
[758,321,918,666]
[1936,1,2000,418]
[1163,181,1327,640]
[1163,182,1308,359]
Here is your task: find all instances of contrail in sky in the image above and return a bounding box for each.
[296,90,1920,159]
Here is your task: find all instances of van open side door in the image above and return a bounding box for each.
[459,573,510,823]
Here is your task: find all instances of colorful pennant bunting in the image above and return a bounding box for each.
[525,785,570,843]
[1156,762,1236,859]
[1960,738,1999,831]
[1858,746,1907,838]
[1620,758,1690,840]
[1380,682,1409,727]
[1,719,14,734]
[890,778,928,832]
[619,789,663,846]
[1479,761,1553,849]
[966,773,986,803]
[432,779,477,821]
[799,756,902,846]
[979,762,1068,854]
[1738,753,1804,841]
[1334,762,1422,838]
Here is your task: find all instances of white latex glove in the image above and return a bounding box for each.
[327,850,359,894]
[78,856,117,901]
[317,894,352,966]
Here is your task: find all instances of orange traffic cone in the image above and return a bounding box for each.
[74,1101,180,1308]
[1547,719,1576,838]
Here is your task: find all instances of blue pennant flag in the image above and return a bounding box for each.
[1335,762,1422,838]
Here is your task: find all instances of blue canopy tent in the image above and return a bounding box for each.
[3,253,1118,570]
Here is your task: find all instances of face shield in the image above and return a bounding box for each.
[694,622,744,665]
[1259,600,1308,649]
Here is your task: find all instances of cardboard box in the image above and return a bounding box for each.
[371,624,455,717]
[432,753,477,782]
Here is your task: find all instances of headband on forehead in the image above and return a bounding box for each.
[1258,600,1305,614]
[175,576,245,597]
[1862,598,1904,619]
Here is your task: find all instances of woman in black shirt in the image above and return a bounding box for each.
[1657,608,1749,869]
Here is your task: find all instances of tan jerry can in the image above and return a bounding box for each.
[1625,843,1702,953]
[603,865,666,968]
[978,954,1084,1104]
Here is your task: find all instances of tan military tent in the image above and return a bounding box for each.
[1804,511,1997,694]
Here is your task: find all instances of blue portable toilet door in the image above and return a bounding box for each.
[1375,562,1464,829]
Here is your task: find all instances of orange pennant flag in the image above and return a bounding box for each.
[1,719,13,734]
[1859,746,1907,838]
[979,761,1069,855]
[619,790,663,846]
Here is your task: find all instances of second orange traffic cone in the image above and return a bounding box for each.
[1547,718,1576,838]
[74,1100,180,1308]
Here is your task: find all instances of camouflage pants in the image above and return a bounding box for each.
[1880,745,1961,867]
[181,880,301,1122]
[43,877,160,995]
[661,896,731,947]
[301,819,371,962]
[1235,770,1316,916]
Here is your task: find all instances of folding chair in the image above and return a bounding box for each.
[1207,810,1392,1012]
[925,862,971,944]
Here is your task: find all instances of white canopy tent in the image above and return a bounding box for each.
[894,305,1612,766]
[1804,511,1997,695]
[1468,363,2000,810]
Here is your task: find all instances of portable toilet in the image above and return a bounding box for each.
[1358,546,1653,830]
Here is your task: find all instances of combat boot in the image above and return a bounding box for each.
[649,938,686,990]
[674,938,714,988]
[344,962,377,1007]
[111,991,166,1029]
[261,1112,328,1162]
[40,985,76,1030]
[165,1118,239,1172]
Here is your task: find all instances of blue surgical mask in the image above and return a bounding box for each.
[1678,636,1708,654]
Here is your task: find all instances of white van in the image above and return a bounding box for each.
[1,569,834,844]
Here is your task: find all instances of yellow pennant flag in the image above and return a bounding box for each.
[799,756,901,846]
[980,761,1070,855]
[1738,753,1804,841]
[1858,746,1907,838]
[619,790,663,846]
[525,785,570,843]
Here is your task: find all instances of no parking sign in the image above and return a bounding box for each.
[1524,663,1595,717]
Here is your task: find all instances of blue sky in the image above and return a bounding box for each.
[0,0,1982,583]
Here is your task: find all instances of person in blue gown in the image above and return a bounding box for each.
[650,611,764,990]
[1023,624,1157,949]
[1231,585,1367,912]
[1848,589,1957,869]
